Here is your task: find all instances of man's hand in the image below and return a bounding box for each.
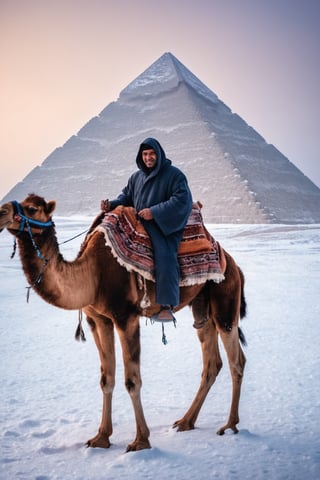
[138,208,153,220]
[101,199,111,212]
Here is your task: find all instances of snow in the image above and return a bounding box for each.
[121,53,219,106]
[120,53,179,97]
[1,219,320,480]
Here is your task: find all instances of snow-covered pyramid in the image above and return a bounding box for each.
[3,52,320,223]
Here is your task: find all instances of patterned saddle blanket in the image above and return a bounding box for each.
[96,204,225,286]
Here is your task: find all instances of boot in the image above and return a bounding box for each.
[151,305,176,323]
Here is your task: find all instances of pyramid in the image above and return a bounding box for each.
[3,52,320,223]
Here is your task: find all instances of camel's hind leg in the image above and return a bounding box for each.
[116,314,151,452]
[216,326,246,435]
[85,313,115,448]
[212,256,246,434]
[173,319,222,431]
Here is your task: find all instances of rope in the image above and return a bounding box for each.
[25,221,46,259]
[58,228,89,246]
[148,316,176,345]
[161,323,167,345]
[25,258,49,303]
[11,239,17,258]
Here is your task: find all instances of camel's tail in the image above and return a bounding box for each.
[238,327,247,347]
[238,266,247,347]
[239,266,247,320]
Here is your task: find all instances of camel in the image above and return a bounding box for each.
[0,193,246,452]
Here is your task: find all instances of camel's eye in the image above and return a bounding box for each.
[26,206,38,216]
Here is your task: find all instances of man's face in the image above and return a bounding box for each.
[142,148,157,169]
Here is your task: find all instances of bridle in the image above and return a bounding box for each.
[10,200,54,261]
[9,200,55,300]
[11,200,54,233]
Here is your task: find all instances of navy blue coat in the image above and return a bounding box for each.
[109,137,193,306]
[110,137,192,235]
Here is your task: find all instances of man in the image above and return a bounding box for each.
[101,137,193,322]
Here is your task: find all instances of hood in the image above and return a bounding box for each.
[136,137,170,175]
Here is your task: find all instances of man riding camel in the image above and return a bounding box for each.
[101,137,193,322]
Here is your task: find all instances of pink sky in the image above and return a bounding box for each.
[1,0,319,199]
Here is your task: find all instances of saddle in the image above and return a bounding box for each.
[96,203,225,286]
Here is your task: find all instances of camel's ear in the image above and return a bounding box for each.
[46,200,56,215]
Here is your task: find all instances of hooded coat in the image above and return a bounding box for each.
[109,137,193,306]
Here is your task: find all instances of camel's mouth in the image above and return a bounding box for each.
[0,220,14,232]
[0,212,12,233]
[0,206,14,231]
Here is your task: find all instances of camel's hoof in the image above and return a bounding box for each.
[126,439,151,452]
[172,419,195,432]
[86,434,111,449]
[216,424,239,436]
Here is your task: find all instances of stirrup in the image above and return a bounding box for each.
[151,306,176,323]
[149,306,177,345]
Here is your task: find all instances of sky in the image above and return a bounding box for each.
[1,0,319,200]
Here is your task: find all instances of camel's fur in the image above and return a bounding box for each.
[0,194,246,451]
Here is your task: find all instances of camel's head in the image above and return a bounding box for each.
[0,194,56,234]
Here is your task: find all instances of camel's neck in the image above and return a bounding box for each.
[17,227,98,310]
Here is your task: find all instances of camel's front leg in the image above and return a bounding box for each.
[216,327,246,435]
[116,316,151,452]
[86,314,115,448]
[173,320,222,431]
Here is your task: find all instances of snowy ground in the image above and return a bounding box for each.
[0,219,319,480]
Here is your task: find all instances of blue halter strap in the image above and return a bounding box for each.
[11,200,53,231]
[11,200,53,260]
